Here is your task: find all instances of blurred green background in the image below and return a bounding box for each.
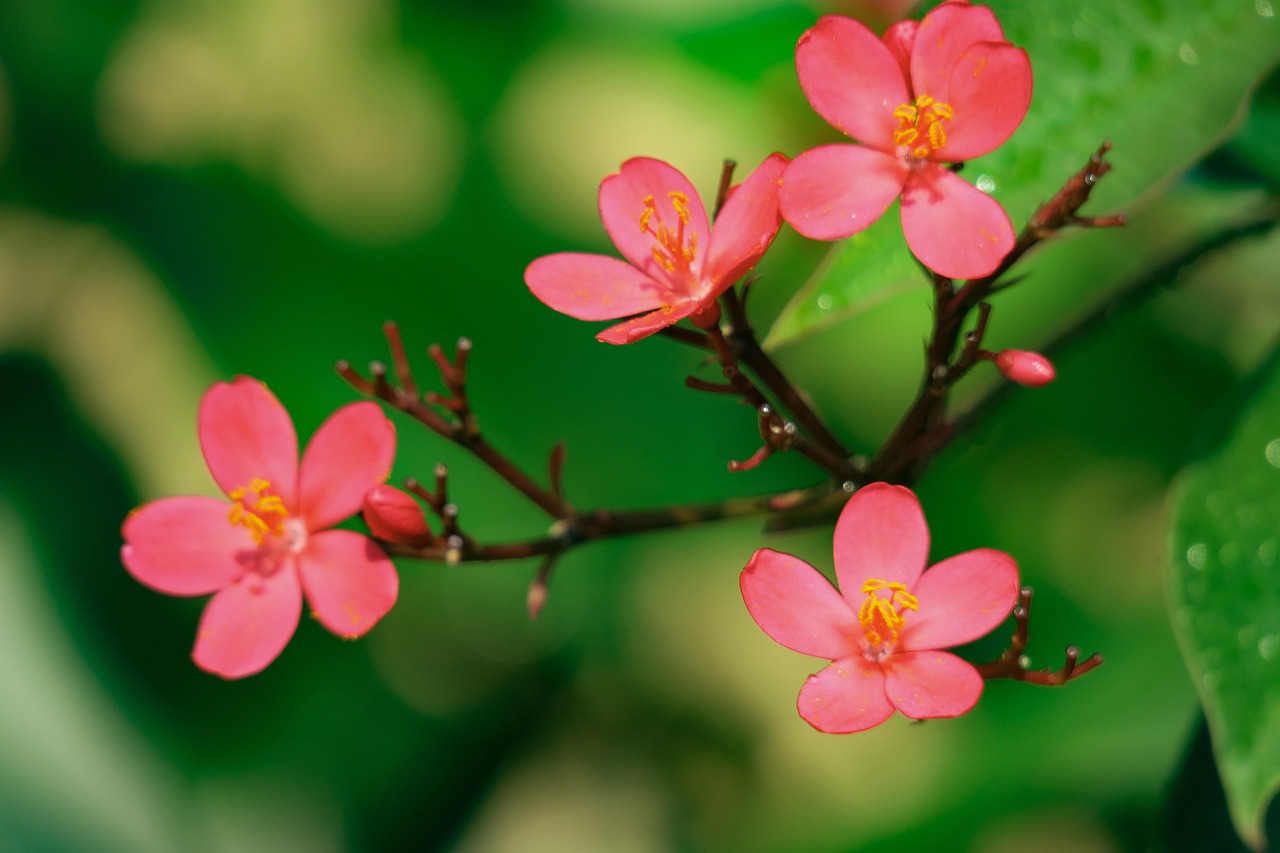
[1,0,1278,850]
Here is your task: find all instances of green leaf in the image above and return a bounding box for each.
[766,0,1280,348]
[1169,350,1280,851]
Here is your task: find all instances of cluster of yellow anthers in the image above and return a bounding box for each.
[858,578,920,648]
[227,478,288,544]
[640,191,697,274]
[894,95,953,159]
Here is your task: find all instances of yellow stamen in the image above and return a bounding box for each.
[227,478,289,544]
[858,578,918,650]
[892,94,953,159]
[635,189,699,282]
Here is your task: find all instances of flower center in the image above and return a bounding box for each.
[228,478,290,545]
[639,191,698,283]
[893,95,953,160]
[858,578,919,660]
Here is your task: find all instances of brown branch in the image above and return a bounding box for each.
[381,480,837,564]
[868,143,1124,485]
[974,587,1103,685]
[338,323,569,519]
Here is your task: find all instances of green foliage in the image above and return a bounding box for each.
[766,0,1280,347]
[1170,350,1280,850]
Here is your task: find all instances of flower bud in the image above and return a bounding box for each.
[362,485,433,547]
[994,349,1056,387]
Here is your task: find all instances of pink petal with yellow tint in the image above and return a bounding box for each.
[901,548,1020,651]
[780,144,907,241]
[525,253,671,320]
[900,162,1013,279]
[193,562,303,679]
[882,649,983,719]
[297,401,396,531]
[740,548,860,660]
[795,15,907,151]
[833,483,929,610]
[599,157,710,282]
[595,299,702,345]
[199,377,299,509]
[909,1,1004,101]
[701,153,788,289]
[121,496,254,596]
[935,42,1031,162]
[298,529,397,638]
[797,656,894,733]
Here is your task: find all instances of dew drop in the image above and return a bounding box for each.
[842,481,856,493]
[975,174,996,193]
[1186,542,1207,570]
[1017,654,1031,669]
[1258,0,1274,17]
[1178,43,1199,65]
[1259,634,1278,661]
[1265,438,1280,468]
[817,294,833,311]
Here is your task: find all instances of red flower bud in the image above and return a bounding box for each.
[363,485,433,547]
[994,349,1055,387]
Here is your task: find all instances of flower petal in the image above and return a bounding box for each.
[740,548,860,660]
[525,253,672,321]
[899,162,1014,279]
[192,562,303,679]
[595,300,702,345]
[795,15,907,151]
[298,529,398,638]
[599,157,710,285]
[833,483,929,610]
[882,19,917,80]
[700,153,788,290]
[297,401,396,531]
[780,144,906,241]
[882,649,983,720]
[797,656,894,734]
[199,377,299,509]
[121,496,254,596]
[909,1,1005,102]
[900,548,1020,651]
[935,42,1031,162]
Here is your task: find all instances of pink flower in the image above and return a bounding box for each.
[121,377,399,679]
[525,153,788,344]
[780,2,1032,279]
[740,482,1019,733]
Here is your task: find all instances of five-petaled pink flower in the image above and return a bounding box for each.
[525,153,788,344]
[740,482,1019,733]
[121,377,399,679]
[780,1,1032,279]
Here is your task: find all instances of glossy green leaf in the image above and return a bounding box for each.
[1169,351,1280,851]
[766,0,1280,348]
